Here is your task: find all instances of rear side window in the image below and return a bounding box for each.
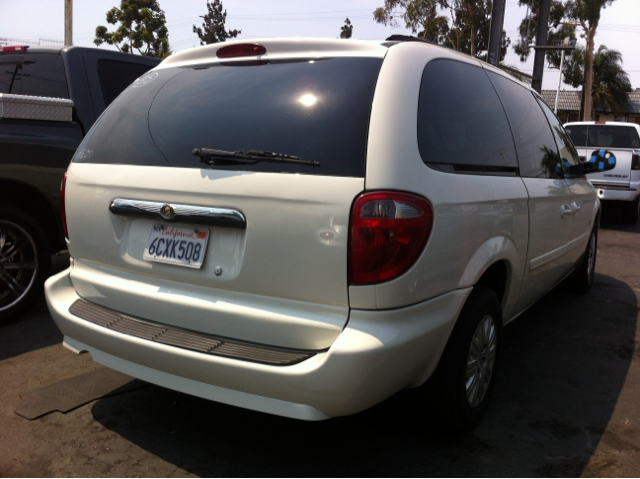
[417,59,518,175]
[564,125,588,147]
[587,125,640,149]
[0,53,69,98]
[97,59,153,106]
[487,72,562,179]
[77,57,382,177]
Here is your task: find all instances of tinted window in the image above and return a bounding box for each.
[417,59,517,175]
[537,98,580,175]
[587,125,640,149]
[488,72,562,179]
[565,125,588,147]
[0,53,69,98]
[74,67,182,167]
[143,58,381,177]
[97,59,153,106]
[0,53,24,94]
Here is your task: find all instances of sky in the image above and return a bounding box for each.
[1,0,639,91]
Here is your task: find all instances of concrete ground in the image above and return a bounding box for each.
[1,206,639,477]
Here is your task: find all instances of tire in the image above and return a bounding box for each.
[569,225,598,294]
[0,205,51,324]
[621,196,640,224]
[426,285,503,432]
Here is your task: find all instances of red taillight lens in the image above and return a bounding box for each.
[216,43,266,59]
[350,191,433,285]
[632,153,640,171]
[61,172,68,240]
[0,45,28,53]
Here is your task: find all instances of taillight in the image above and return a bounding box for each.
[61,172,68,240]
[0,45,28,53]
[632,153,640,171]
[350,191,433,285]
[216,43,266,59]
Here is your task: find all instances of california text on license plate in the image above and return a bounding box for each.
[143,225,209,269]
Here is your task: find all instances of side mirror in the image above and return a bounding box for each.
[583,149,617,174]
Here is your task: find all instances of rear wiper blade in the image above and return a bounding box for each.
[192,148,320,167]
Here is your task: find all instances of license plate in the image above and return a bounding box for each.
[143,225,209,269]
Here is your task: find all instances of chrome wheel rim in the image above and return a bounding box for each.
[0,220,38,312]
[466,314,497,408]
[586,232,596,281]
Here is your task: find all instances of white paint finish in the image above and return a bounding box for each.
[46,267,468,418]
[157,38,389,70]
[69,259,347,350]
[63,337,330,421]
[66,163,361,302]
[517,178,575,313]
[361,43,529,314]
[565,177,598,264]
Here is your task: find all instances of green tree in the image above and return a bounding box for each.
[513,0,576,67]
[193,0,240,45]
[94,0,171,59]
[562,45,631,116]
[373,0,509,60]
[340,18,354,38]
[565,0,617,119]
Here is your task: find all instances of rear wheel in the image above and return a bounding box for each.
[0,206,50,323]
[426,285,502,432]
[621,196,640,224]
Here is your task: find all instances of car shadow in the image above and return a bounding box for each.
[0,253,69,362]
[91,272,637,477]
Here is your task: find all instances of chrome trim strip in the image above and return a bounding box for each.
[109,199,246,229]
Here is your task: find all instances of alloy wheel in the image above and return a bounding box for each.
[465,314,497,408]
[0,220,38,312]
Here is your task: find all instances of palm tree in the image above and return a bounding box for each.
[562,44,631,118]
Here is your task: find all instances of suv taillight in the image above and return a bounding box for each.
[61,172,68,240]
[350,191,433,285]
[632,153,640,171]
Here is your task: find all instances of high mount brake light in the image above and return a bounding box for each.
[0,45,28,53]
[61,172,69,240]
[216,43,266,59]
[350,191,433,285]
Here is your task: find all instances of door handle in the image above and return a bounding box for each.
[560,204,573,219]
[570,202,580,215]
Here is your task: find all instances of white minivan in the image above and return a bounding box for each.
[45,38,615,430]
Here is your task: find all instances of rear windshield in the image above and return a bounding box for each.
[75,57,383,177]
[0,52,69,98]
[565,124,640,149]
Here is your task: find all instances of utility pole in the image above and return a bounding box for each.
[531,0,551,93]
[65,0,73,46]
[487,0,506,66]
[554,37,576,114]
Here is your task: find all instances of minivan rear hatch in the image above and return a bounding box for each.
[67,46,385,350]
[565,123,640,187]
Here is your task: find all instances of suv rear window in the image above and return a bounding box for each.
[565,124,640,149]
[76,57,383,177]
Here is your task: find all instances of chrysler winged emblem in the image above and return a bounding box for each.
[160,204,175,220]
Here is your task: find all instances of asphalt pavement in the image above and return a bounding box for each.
[1,205,638,477]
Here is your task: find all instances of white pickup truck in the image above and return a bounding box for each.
[564,121,640,223]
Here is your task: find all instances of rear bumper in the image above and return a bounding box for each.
[593,181,640,202]
[45,264,469,420]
